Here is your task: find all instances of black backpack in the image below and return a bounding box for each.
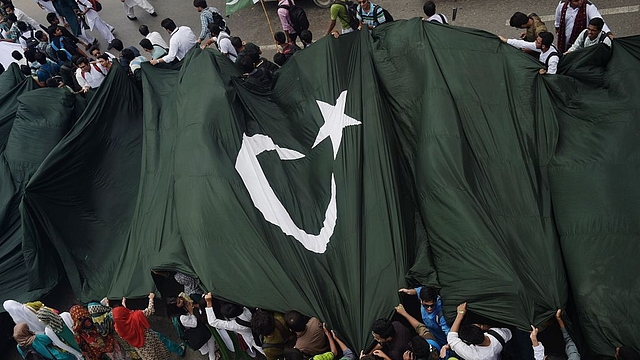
[340,0,360,30]
[429,13,447,24]
[580,30,608,46]
[212,8,231,35]
[375,5,393,23]
[279,0,309,34]
[544,47,562,68]
[21,30,39,51]
[235,317,263,347]
[360,5,393,26]
[486,329,517,360]
[19,346,48,360]
[172,316,212,351]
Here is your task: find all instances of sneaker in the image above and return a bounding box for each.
[127,15,137,20]
[150,11,158,17]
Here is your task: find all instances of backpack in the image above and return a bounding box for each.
[486,329,517,360]
[88,0,102,11]
[544,49,562,68]
[50,38,74,61]
[172,316,212,351]
[234,317,263,347]
[340,0,360,30]
[279,0,310,34]
[19,346,48,360]
[580,30,608,46]
[429,13,447,24]
[20,30,39,51]
[81,63,105,79]
[359,5,393,26]
[375,5,393,23]
[206,7,230,35]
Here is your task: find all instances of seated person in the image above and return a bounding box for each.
[285,310,328,357]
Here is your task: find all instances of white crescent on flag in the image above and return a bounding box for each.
[235,91,360,253]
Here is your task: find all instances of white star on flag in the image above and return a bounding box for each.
[313,91,361,160]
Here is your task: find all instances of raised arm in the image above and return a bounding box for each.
[324,323,338,356]
[394,304,422,330]
[142,293,155,317]
[556,310,581,360]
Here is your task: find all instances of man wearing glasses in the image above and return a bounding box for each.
[356,0,385,31]
[398,286,450,348]
[74,57,106,93]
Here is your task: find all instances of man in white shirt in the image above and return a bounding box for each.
[444,302,512,360]
[422,1,448,24]
[77,0,115,44]
[3,4,40,31]
[208,24,237,62]
[150,18,197,65]
[204,292,264,358]
[500,31,561,75]
[554,0,611,53]
[75,57,106,92]
[566,17,611,53]
[139,24,169,49]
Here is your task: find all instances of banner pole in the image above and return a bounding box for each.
[259,0,276,44]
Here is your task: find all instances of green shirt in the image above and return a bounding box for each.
[330,2,351,30]
[314,352,335,360]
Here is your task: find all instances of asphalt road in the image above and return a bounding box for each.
[10,0,640,62]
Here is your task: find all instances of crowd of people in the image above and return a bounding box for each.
[0,0,617,91]
[3,273,640,360]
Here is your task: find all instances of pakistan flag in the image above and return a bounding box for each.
[225,0,259,16]
[105,30,411,349]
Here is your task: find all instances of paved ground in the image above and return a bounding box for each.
[10,0,640,62]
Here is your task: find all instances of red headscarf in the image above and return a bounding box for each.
[112,306,150,348]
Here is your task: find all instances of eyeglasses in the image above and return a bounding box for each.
[422,303,436,309]
[358,0,367,3]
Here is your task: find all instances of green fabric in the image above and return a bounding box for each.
[226,0,256,16]
[21,60,142,300]
[0,19,637,359]
[0,75,75,305]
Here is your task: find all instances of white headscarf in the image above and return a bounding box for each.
[3,300,46,333]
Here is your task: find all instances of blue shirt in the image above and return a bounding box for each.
[415,286,450,346]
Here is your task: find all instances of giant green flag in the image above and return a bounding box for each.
[7,20,640,358]
[108,29,409,350]
[226,0,258,16]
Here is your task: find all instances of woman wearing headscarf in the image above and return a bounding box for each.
[3,300,46,333]
[112,292,171,360]
[13,322,77,359]
[88,299,142,360]
[70,305,129,360]
[36,307,83,359]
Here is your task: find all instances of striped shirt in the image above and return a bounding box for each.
[356,2,386,28]
[199,7,221,41]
